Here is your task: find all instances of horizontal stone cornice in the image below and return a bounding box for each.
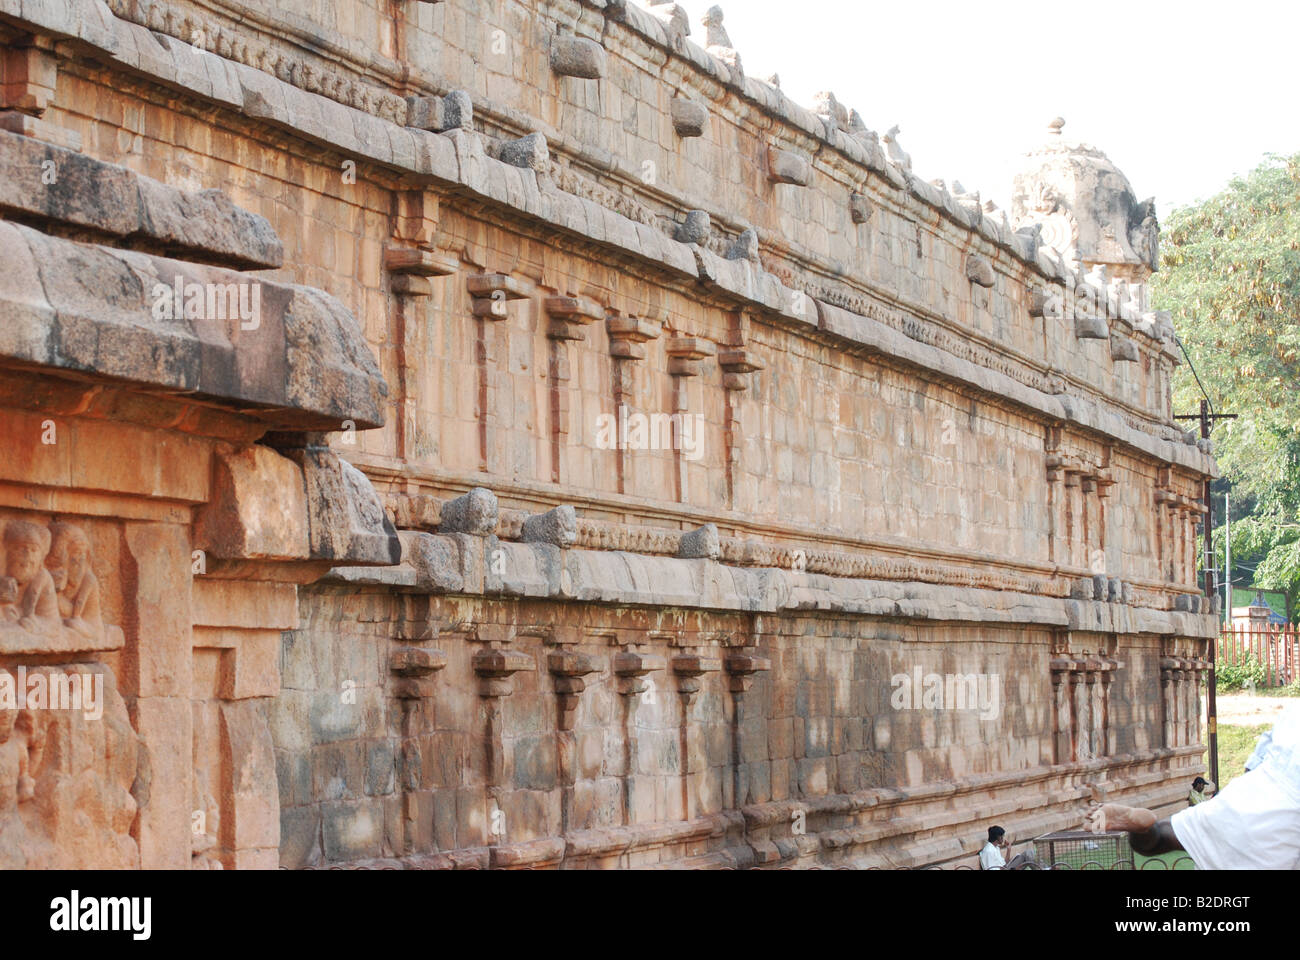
[6,0,1212,476]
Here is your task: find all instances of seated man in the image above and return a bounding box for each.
[1188,776,1215,806]
[1085,701,1300,869]
[980,826,1037,870]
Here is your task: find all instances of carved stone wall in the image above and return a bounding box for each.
[0,0,1218,869]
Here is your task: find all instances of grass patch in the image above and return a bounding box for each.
[1213,722,1272,788]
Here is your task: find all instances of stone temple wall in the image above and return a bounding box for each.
[0,0,1217,868]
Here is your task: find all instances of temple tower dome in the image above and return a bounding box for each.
[1011,118,1160,284]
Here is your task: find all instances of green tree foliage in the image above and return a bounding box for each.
[1151,154,1300,614]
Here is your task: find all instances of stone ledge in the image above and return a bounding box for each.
[0,129,283,268]
[325,535,1220,637]
[0,221,388,431]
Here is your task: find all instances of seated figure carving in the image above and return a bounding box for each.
[0,521,60,634]
[0,708,38,809]
[45,522,105,643]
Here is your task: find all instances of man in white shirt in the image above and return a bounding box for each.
[980,826,1037,869]
[1085,701,1300,869]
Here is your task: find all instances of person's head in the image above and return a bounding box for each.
[988,826,1006,844]
[1192,777,1207,792]
[3,521,50,585]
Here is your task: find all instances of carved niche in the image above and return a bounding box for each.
[0,514,138,868]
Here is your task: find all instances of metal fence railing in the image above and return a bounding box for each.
[1219,624,1299,687]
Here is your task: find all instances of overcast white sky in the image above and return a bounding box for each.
[654,0,1300,214]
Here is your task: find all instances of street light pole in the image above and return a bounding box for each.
[1200,400,1220,789]
[1174,398,1237,789]
[1224,492,1232,625]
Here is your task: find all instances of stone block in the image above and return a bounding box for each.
[677,523,721,560]
[442,90,473,130]
[278,805,321,869]
[498,132,549,172]
[194,445,310,561]
[132,696,191,869]
[849,193,875,224]
[401,532,465,593]
[675,209,711,244]
[670,96,708,137]
[1075,315,1110,339]
[406,95,443,131]
[121,522,193,699]
[439,487,499,536]
[965,255,995,288]
[321,798,384,862]
[767,146,811,186]
[725,228,760,262]
[521,504,577,547]
[550,36,607,78]
[281,447,400,564]
[1111,335,1140,362]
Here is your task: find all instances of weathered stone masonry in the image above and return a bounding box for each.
[0,0,1217,868]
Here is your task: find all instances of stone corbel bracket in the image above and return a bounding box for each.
[547,650,604,729]
[724,652,771,693]
[544,295,605,341]
[671,652,721,698]
[549,34,607,79]
[606,314,663,359]
[670,95,709,137]
[718,346,764,391]
[965,255,995,288]
[468,273,531,320]
[612,650,666,696]
[385,244,459,297]
[472,647,535,698]
[849,192,875,225]
[390,645,449,700]
[665,336,717,377]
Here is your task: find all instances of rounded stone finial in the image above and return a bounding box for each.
[1048,117,1065,136]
